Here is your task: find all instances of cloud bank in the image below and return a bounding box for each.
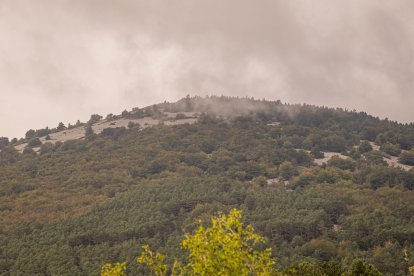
[1,0,414,137]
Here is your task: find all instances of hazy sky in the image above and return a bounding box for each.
[1,0,414,138]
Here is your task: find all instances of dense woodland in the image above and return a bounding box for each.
[0,96,414,275]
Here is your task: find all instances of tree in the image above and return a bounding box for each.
[85,125,95,137]
[104,209,277,275]
[284,260,381,276]
[25,129,36,139]
[88,114,103,125]
[0,137,9,149]
[175,113,187,120]
[101,263,126,276]
[399,151,414,166]
[348,259,381,276]
[279,161,297,180]
[327,156,355,171]
[311,147,324,159]
[253,176,268,187]
[39,142,54,155]
[27,138,42,148]
[57,122,66,131]
[22,147,36,156]
[127,121,140,130]
[361,127,379,141]
[359,141,373,154]
[36,127,50,137]
[106,113,115,120]
[179,209,276,275]
[284,261,325,276]
[323,135,347,152]
[380,142,401,156]
[365,151,387,166]
[121,110,129,118]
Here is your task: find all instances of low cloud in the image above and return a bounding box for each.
[1,0,414,137]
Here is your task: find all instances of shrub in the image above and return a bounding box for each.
[380,142,401,156]
[27,138,42,148]
[399,151,414,166]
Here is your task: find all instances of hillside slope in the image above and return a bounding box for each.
[0,96,414,275]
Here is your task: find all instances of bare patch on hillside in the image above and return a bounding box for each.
[14,112,199,153]
[368,141,380,151]
[383,155,413,171]
[314,152,350,166]
[367,141,413,171]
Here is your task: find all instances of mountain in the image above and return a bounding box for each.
[0,96,414,275]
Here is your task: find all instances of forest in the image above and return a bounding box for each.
[0,96,414,275]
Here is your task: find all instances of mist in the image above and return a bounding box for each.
[1,0,414,138]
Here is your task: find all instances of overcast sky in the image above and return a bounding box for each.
[1,0,414,138]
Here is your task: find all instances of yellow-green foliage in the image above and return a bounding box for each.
[180,209,277,275]
[101,262,126,276]
[101,208,387,275]
[136,245,169,276]
[104,209,277,275]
